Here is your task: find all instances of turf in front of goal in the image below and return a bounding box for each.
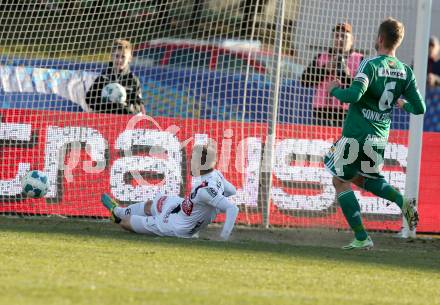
[0,217,439,305]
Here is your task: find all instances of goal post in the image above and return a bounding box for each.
[401,0,432,238]
[261,0,286,228]
[0,1,437,234]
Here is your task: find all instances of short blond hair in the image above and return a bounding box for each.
[378,17,404,49]
[112,39,132,54]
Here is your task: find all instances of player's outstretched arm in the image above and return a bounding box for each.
[216,196,239,240]
[85,76,105,112]
[327,59,372,104]
[223,179,237,197]
[194,186,239,240]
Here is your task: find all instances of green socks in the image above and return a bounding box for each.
[363,178,404,209]
[338,190,368,241]
[336,178,403,242]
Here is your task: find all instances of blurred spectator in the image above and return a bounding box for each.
[189,0,205,34]
[240,0,269,38]
[301,22,363,127]
[427,35,440,87]
[86,39,145,115]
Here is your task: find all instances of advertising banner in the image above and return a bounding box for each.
[1,109,439,232]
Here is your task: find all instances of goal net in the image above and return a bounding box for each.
[0,1,426,232]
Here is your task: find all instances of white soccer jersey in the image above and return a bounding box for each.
[153,170,237,238]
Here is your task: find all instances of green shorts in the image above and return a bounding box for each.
[324,136,386,181]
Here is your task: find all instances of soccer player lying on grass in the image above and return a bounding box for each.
[325,18,426,250]
[101,143,239,241]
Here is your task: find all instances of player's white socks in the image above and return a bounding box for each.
[113,202,146,219]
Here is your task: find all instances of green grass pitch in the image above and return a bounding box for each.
[0,217,439,305]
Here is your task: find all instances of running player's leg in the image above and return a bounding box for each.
[351,175,403,208]
[324,138,372,249]
[351,176,418,230]
[356,136,405,207]
[333,176,370,246]
[358,136,419,230]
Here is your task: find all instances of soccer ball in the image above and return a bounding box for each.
[102,83,127,106]
[21,170,49,198]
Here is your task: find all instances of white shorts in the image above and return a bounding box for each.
[132,194,183,237]
[129,215,162,236]
[154,196,184,237]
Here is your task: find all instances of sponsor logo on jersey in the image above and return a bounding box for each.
[378,67,406,79]
[2,110,419,222]
[181,198,194,216]
[362,109,391,122]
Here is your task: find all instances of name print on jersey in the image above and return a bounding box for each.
[378,67,406,79]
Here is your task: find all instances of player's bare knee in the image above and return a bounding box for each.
[332,176,350,193]
[332,176,342,188]
[144,199,153,216]
[350,175,365,188]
